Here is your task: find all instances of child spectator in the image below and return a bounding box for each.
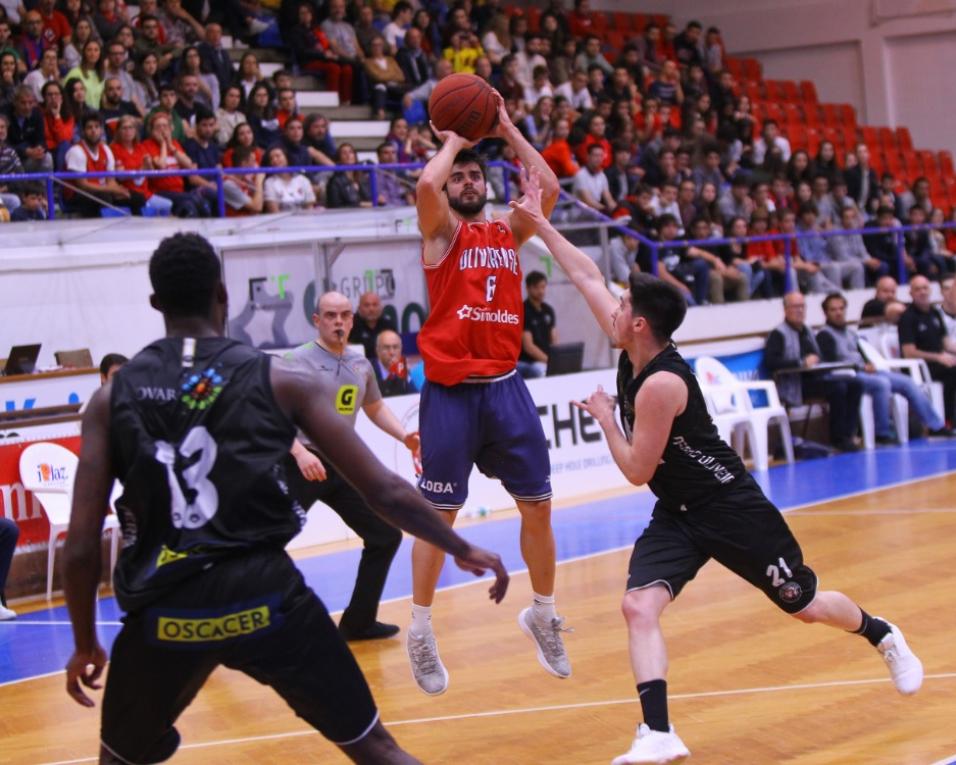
[11,183,46,221]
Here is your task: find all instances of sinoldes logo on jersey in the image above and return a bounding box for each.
[455,304,520,325]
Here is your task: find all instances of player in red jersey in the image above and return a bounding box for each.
[406,92,568,696]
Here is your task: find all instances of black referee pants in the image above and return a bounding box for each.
[284,451,402,631]
[927,361,956,423]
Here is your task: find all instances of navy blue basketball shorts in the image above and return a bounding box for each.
[626,482,818,614]
[101,550,378,764]
[418,371,552,510]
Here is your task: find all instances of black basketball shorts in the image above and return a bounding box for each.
[101,550,378,764]
[626,482,817,614]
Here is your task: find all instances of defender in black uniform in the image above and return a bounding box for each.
[62,233,509,765]
[509,170,924,765]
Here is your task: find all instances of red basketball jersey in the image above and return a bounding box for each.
[418,218,524,385]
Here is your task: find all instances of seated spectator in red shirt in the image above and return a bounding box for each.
[40,81,74,168]
[275,87,301,130]
[140,110,210,216]
[567,0,595,38]
[574,113,611,168]
[37,0,72,52]
[110,113,174,216]
[64,112,145,217]
[540,117,579,179]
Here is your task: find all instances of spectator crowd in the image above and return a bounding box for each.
[0,0,954,306]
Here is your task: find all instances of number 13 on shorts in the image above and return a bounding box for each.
[486,275,497,303]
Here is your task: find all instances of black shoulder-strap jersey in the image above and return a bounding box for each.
[109,336,300,613]
[617,344,751,510]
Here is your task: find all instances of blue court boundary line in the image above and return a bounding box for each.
[2,441,956,686]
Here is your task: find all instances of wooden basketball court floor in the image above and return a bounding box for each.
[3,443,956,765]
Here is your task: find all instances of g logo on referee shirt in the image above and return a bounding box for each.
[335,385,358,415]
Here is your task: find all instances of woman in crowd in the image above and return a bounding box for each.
[481,14,511,68]
[528,95,555,150]
[65,38,106,108]
[244,82,281,148]
[178,45,219,112]
[263,145,317,212]
[63,17,100,71]
[109,114,174,216]
[0,52,19,107]
[540,117,579,179]
[216,85,247,147]
[695,181,723,237]
[812,140,842,185]
[384,116,413,163]
[786,149,812,187]
[130,51,161,114]
[235,51,267,103]
[732,94,756,147]
[363,36,405,120]
[223,144,266,217]
[325,142,371,208]
[40,81,75,169]
[223,122,264,167]
[412,9,439,56]
[140,110,209,217]
[63,77,94,131]
[538,11,565,58]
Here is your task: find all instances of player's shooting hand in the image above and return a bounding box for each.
[296,449,327,481]
[65,644,108,707]
[453,545,509,603]
[573,384,617,424]
[429,121,478,149]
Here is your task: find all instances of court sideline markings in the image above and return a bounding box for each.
[35,672,956,765]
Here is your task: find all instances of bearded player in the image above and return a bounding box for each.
[406,92,568,695]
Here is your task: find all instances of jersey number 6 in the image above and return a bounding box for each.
[486,275,497,303]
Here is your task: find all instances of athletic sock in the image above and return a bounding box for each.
[853,608,891,647]
[532,592,556,622]
[410,603,433,637]
[637,679,669,733]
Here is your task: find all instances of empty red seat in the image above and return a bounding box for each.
[821,104,840,128]
[783,103,802,125]
[781,80,800,102]
[805,127,821,156]
[939,151,954,175]
[725,57,743,78]
[838,104,857,129]
[878,127,896,153]
[918,150,937,174]
[742,58,762,80]
[765,80,784,101]
[787,124,807,150]
[896,126,914,152]
[799,80,818,104]
[803,104,821,129]
[527,6,542,32]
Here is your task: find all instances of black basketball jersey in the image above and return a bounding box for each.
[109,336,301,613]
[617,344,752,511]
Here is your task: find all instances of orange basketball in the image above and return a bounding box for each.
[428,73,498,141]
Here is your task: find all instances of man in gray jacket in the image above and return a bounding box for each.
[816,292,953,441]
[827,206,889,288]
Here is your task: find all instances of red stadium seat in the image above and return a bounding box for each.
[632,14,650,33]
[838,104,857,129]
[783,103,802,126]
[805,127,821,156]
[799,80,818,103]
[781,80,800,102]
[786,124,806,149]
[896,126,914,152]
[918,150,937,174]
[861,126,878,150]
[743,80,761,102]
[742,58,762,80]
[803,104,821,129]
[765,80,785,101]
[527,6,541,32]
[902,151,921,178]
[764,102,784,124]
[821,104,840,129]
[869,153,884,176]
[878,127,896,153]
[725,57,743,78]
[939,151,954,176]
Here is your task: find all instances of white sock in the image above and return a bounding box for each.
[410,603,433,637]
[532,592,556,622]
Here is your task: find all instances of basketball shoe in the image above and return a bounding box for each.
[876,620,923,695]
[407,629,449,695]
[518,607,571,678]
[611,723,690,764]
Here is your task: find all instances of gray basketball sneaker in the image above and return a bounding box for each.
[406,630,449,696]
[518,606,572,678]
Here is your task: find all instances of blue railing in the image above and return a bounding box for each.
[2,159,954,290]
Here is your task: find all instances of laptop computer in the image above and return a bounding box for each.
[3,344,41,376]
[546,342,585,377]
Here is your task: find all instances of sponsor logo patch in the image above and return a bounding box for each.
[157,605,271,643]
[181,367,226,410]
[156,545,189,569]
[455,304,520,325]
[778,581,803,604]
[335,384,359,415]
[419,479,455,494]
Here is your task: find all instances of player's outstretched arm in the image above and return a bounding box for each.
[510,168,619,338]
[489,91,560,244]
[416,123,476,251]
[272,362,508,602]
[63,385,112,708]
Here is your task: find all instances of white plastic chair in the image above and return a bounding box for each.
[19,442,121,600]
[865,335,945,421]
[698,382,756,458]
[695,356,795,471]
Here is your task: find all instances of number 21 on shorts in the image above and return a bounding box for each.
[766,557,793,587]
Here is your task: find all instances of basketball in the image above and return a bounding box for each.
[428,73,498,141]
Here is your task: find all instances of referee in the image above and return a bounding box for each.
[285,291,419,641]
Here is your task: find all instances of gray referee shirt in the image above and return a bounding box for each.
[285,341,382,444]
